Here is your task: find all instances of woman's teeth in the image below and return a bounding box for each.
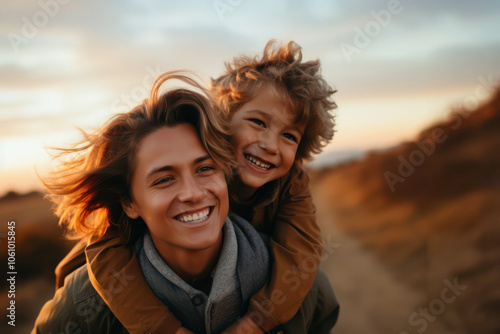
[176,208,210,223]
[245,155,271,170]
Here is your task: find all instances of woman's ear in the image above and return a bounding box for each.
[121,199,140,219]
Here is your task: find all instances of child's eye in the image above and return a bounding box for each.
[282,133,298,142]
[249,119,265,127]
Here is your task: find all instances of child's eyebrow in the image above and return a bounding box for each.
[247,109,271,119]
[288,124,304,135]
[248,109,303,134]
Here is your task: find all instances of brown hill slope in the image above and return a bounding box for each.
[310,89,500,333]
[0,191,75,333]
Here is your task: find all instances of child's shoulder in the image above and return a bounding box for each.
[285,162,309,181]
[278,163,311,197]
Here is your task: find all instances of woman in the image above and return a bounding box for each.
[33,71,338,333]
[33,72,271,333]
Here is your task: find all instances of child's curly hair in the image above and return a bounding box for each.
[211,39,337,161]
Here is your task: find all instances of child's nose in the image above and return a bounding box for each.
[258,131,279,154]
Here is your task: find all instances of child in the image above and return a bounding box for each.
[54,40,337,333]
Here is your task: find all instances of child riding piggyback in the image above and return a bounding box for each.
[55,40,338,334]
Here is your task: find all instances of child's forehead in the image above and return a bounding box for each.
[252,84,300,120]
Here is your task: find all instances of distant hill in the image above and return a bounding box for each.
[0,190,43,203]
[309,88,500,333]
[306,149,366,170]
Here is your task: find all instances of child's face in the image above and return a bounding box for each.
[229,87,304,195]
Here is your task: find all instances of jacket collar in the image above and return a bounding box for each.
[251,162,302,210]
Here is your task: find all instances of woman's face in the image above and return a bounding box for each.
[122,124,229,257]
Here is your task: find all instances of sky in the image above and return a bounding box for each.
[1,0,499,195]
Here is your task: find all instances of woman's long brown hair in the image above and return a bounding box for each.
[42,71,236,243]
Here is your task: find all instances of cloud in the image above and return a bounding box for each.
[325,42,500,102]
[1,0,500,140]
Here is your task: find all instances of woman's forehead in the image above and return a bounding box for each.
[134,125,208,175]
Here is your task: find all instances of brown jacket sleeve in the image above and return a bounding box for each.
[85,233,182,334]
[247,167,322,331]
[55,238,87,289]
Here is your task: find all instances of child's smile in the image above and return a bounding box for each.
[244,153,273,171]
[229,87,305,198]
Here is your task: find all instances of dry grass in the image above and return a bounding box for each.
[309,89,500,333]
[0,192,76,334]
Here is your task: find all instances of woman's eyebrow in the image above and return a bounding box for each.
[146,165,174,179]
[146,155,212,179]
[193,155,212,165]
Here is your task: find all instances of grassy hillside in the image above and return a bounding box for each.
[0,191,76,333]
[310,89,500,333]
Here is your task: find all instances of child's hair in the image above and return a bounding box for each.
[42,71,236,242]
[211,39,337,161]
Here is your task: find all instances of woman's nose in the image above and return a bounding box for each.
[178,175,205,203]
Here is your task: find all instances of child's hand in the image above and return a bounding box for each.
[222,315,264,334]
[174,326,195,334]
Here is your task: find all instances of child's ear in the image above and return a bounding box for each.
[121,199,140,219]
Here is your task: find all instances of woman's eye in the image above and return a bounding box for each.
[153,176,173,186]
[198,166,215,173]
[249,119,265,127]
[282,133,298,142]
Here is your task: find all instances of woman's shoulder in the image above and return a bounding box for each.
[32,265,122,333]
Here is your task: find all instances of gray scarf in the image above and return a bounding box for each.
[136,213,270,334]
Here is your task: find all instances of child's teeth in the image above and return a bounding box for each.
[246,155,271,169]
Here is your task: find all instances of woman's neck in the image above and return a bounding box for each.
[151,233,223,288]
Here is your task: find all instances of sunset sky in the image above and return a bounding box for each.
[1,0,499,195]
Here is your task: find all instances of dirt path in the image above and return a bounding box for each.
[317,211,454,334]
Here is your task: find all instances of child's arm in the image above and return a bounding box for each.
[85,233,188,334]
[54,238,87,289]
[235,167,322,332]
